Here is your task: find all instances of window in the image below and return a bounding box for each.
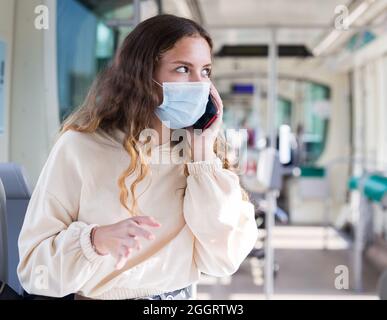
[346,30,376,52]
[276,97,292,129]
[302,82,330,164]
[57,0,101,121]
[56,0,159,121]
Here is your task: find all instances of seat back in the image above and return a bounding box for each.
[379,269,387,300]
[0,179,8,283]
[0,163,31,296]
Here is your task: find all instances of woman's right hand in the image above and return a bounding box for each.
[92,216,161,270]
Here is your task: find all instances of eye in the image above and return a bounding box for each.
[202,68,212,77]
[176,66,189,73]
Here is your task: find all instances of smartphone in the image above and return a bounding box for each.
[193,96,218,130]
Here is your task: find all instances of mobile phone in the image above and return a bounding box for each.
[193,96,218,130]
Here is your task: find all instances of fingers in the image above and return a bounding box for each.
[132,216,162,228]
[115,236,144,269]
[123,236,141,251]
[210,83,224,115]
[115,258,125,270]
[207,83,223,133]
[122,216,161,240]
[107,216,163,270]
[128,221,156,240]
[115,245,131,270]
[202,115,222,136]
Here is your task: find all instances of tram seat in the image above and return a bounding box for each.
[0,163,32,297]
[378,269,387,300]
[0,179,8,293]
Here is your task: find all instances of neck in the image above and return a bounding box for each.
[150,116,171,145]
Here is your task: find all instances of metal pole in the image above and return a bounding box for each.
[354,185,366,292]
[264,190,277,299]
[267,29,277,148]
[353,66,367,292]
[156,0,163,15]
[323,168,331,250]
[133,0,141,26]
[264,28,278,300]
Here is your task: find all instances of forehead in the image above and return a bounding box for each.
[160,36,212,65]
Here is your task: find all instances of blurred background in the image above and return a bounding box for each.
[1,0,387,300]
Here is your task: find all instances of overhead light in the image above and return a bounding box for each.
[346,0,373,26]
[312,0,376,56]
[312,30,341,56]
[347,0,376,25]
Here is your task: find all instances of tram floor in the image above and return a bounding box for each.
[197,226,380,300]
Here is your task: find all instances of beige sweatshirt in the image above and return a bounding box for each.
[17,128,259,300]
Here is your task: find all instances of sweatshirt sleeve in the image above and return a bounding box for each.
[17,132,107,297]
[183,157,259,277]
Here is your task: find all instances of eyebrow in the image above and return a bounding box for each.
[171,60,212,67]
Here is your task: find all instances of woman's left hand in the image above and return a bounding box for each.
[188,83,224,162]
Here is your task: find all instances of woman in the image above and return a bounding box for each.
[17,14,258,300]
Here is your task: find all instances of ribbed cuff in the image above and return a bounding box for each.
[80,224,106,263]
[187,157,223,176]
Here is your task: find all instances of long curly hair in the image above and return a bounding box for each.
[60,14,248,216]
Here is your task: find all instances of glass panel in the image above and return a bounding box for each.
[102,3,135,20]
[57,0,99,121]
[276,97,292,129]
[302,82,330,164]
[346,30,376,52]
[96,22,115,71]
[57,0,159,121]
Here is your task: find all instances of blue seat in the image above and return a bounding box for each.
[348,175,387,205]
[0,163,32,296]
[378,269,387,300]
[0,179,7,284]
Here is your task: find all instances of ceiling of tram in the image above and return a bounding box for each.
[163,0,387,56]
[164,0,353,51]
[77,0,387,57]
[200,0,351,26]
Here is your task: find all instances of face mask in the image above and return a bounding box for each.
[153,80,210,129]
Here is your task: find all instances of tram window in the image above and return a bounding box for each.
[96,23,115,72]
[57,0,158,122]
[57,0,102,121]
[276,98,292,129]
[347,31,376,52]
[302,82,330,164]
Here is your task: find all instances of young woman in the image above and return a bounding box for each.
[17,14,258,300]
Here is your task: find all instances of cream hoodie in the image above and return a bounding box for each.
[17,128,259,300]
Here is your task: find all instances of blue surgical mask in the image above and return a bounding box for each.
[153,80,211,129]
